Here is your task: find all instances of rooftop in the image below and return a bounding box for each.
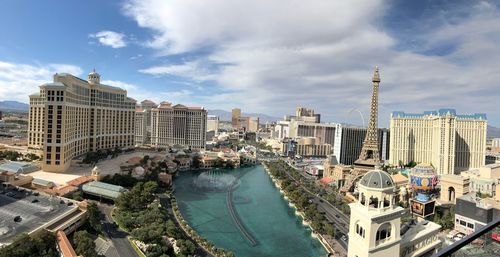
[359,169,394,190]
[391,109,487,120]
[82,181,127,200]
[0,162,39,175]
[0,187,77,245]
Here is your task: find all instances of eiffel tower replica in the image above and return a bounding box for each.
[355,66,381,167]
[341,67,382,193]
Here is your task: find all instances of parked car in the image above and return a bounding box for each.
[14,216,22,222]
[453,233,465,242]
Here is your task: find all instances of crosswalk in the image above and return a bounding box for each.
[95,238,112,255]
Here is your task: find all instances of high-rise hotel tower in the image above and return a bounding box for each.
[390,109,487,175]
[28,70,136,172]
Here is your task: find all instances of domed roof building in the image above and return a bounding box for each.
[348,168,442,257]
[359,169,395,190]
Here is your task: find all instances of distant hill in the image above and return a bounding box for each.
[208,109,280,123]
[488,125,500,138]
[0,101,29,112]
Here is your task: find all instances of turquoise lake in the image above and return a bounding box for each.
[173,165,328,257]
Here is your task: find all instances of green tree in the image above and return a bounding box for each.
[72,191,84,201]
[73,230,99,257]
[0,230,59,257]
[192,155,201,169]
[324,222,335,237]
[87,202,103,234]
[177,239,196,256]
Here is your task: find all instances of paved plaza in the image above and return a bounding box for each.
[0,186,76,246]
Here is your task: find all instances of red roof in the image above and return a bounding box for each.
[57,230,82,257]
[67,176,94,187]
[319,177,334,185]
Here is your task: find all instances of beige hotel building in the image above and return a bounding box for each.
[390,109,487,175]
[28,70,136,172]
[137,101,207,150]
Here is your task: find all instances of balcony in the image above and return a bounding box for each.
[433,218,500,256]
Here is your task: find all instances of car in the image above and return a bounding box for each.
[67,202,73,206]
[60,200,65,204]
[33,192,39,196]
[340,235,347,241]
[14,216,22,222]
[31,199,39,203]
[335,214,340,218]
[453,233,465,242]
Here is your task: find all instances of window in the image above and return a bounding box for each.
[460,220,466,226]
[467,223,474,229]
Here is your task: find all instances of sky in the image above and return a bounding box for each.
[0,0,499,127]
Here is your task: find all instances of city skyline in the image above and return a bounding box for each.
[1,0,499,128]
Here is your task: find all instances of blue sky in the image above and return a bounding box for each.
[0,0,499,126]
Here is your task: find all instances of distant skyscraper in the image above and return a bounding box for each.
[135,100,157,146]
[207,115,219,133]
[390,109,487,175]
[28,70,136,172]
[334,125,390,165]
[231,108,241,128]
[248,117,260,132]
[355,67,381,167]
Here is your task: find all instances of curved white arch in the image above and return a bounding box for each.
[347,109,366,127]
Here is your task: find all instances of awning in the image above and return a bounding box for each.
[319,177,334,185]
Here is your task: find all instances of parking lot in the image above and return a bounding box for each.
[0,184,76,246]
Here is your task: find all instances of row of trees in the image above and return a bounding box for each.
[0,230,59,257]
[0,150,39,161]
[265,161,336,238]
[269,160,350,215]
[171,198,236,257]
[82,147,124,164]
[113,181,195,257]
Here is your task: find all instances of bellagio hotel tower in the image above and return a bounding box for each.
[28,70,136,172]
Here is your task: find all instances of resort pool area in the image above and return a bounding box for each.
[173,165,328,257]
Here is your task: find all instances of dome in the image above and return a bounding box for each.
[134,166,145,175]
[359,169,394,189]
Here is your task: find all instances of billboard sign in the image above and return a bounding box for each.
[410,199,436,218]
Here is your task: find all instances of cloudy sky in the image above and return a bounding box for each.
[0,0,499,126]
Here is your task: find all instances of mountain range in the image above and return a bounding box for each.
[488,125,500,138]
[1,100,499,137]
[0,101,29,111]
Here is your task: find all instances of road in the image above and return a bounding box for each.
[278,161,351,249]
[97,203,140,257]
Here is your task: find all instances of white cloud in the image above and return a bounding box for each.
[89,31,127,48]
[0,61,82,103]
[101,80,137,91]
[124,0,500,126]
[139,60,216,81]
